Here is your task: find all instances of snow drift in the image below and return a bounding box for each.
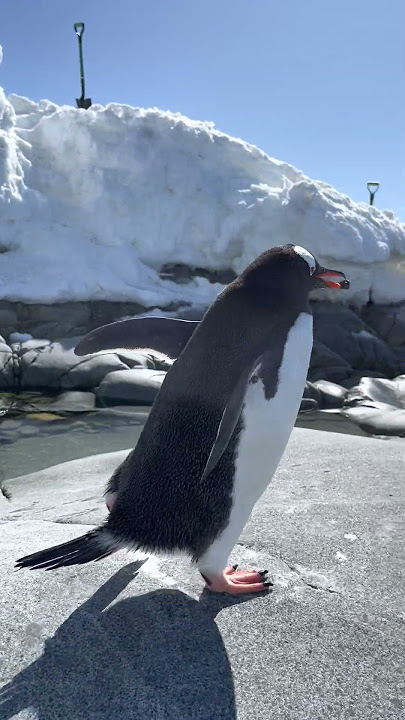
[0,72,404,308]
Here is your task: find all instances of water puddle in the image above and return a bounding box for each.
[0,403,150,481]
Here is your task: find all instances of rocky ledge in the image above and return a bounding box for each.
[1,428,404,719]
[1,301,405,436]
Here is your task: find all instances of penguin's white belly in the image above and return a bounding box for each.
[198,312,313,573]
[234,312,313,515]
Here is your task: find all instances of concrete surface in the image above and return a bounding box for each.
[0,428,404,719]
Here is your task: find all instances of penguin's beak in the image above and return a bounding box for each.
[313,266,349,290]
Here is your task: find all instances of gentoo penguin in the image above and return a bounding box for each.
[16,245,349,594]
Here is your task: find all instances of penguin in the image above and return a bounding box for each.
[16,244,349,595]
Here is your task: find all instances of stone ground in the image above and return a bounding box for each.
[0,428,404,720]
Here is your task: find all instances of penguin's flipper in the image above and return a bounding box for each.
[201,356,262,480]
[74,317,199,358]
[15,527,119,571]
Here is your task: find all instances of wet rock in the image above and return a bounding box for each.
[60,353,130,391]
[342,376,405,436]
[19,341,79,390]
[309,340,353,383]
[96,368,166,406]
[116,350,174,372]
[9,332,33,343]
[361,302,405,348]
[313,304,402,378]
[345,376,405,410]
[310,364,354,384]
[0,304,18,337]
[299,397,318,413]
[38,391,96,413]
[0,342,14,389]
[312,380,347,409]
[339,370,386,390]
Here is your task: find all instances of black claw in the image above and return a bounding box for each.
[258,570,268,577]
[262,581,273,588]
[232,564,238,571]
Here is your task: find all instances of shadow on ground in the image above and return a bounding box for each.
[0,562,260,720]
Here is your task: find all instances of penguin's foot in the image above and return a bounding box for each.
[201,565,271,595]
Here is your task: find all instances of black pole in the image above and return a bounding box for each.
[74,22,92,109]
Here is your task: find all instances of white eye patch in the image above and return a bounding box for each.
[293,245,316,275]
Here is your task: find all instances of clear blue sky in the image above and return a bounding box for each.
[1,0,403,219]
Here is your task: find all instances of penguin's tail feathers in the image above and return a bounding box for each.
[15,526,121,571]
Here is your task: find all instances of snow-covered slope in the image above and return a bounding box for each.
[0,78,404,307]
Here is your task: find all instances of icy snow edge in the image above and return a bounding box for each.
[0,86,404,307]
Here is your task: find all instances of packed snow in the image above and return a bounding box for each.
[0,49,404,308]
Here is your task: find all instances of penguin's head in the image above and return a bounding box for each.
[291,245,350,291]
[241,244,349,302]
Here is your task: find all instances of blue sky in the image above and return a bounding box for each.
[1,0,403,219]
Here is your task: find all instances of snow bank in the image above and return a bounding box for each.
[0,75,404,307]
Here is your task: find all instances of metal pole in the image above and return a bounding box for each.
[73,23,92,109]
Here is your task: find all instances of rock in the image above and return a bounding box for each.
[0,300,150,341]
[303,382,322,404]
[2,429,404,719]
[19,341,80,390]
[96,368,166,406]
[343,404,405,437]
[339,370,387,389]
[295,408,370,436]
[88,300,146,330]
[0,392,14,414]
[309,340,353,383]
[60,353,130,391]
[19,338,52,351]
[342,376,405,436]
[312,380,347,409]
[310,365,355,384]
[0,304,18,337]
[345,376,405,410]
[9,332,33,343]
[313,304,402,378]
[361,302,405,348]
[38,391,96,413]
[299,397,318,413]
[302,380,347,412]
[0,342,14,389]
[114,350,174,371]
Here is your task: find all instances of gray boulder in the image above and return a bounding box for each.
[313,304,402,378]
[343,375,405,436]
[361,302,405,348]
[0,340,14,389]
[96,368,166,406]
[304,380,347,409]
[309,340,353,384]
[19,340,78,390]
[60,354,130,391]
[312,380,347,409]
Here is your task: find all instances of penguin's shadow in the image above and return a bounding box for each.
[0,562,253,720]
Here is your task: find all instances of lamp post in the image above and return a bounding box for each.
[367,181,380,206]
